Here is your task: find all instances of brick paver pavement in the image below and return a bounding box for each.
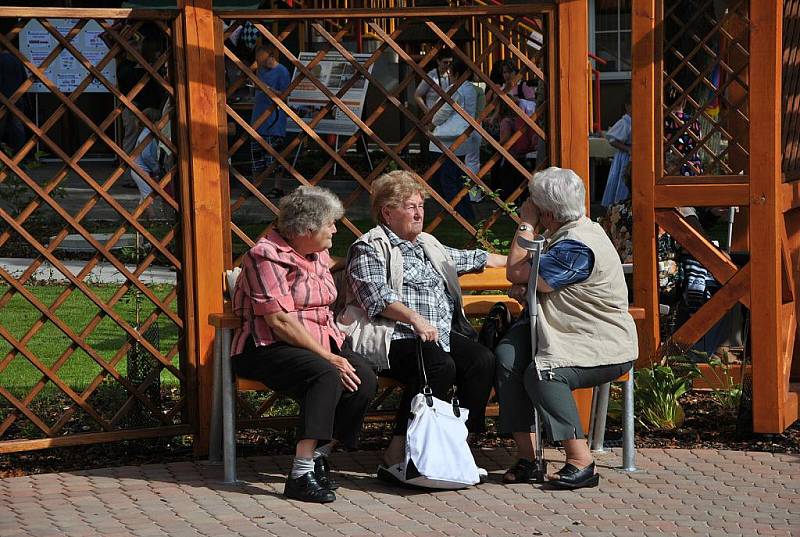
[0,447,797,537]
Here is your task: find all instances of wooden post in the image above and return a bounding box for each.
[631,0,659,366]
[179,0,229,454]
[556,0,589,181]
[749,0,785,433]
[556,0,592,429]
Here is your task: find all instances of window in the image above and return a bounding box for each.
[590,0,631,80]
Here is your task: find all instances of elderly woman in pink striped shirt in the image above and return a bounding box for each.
[231,186,377,504]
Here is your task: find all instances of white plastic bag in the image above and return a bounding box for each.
[403,392,481,489]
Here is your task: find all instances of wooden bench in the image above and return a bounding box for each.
[209,267,642,483]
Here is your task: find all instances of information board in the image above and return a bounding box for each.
[20,19,116,93]
[286,52,373,136]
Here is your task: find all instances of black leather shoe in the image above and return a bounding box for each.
[314,456,339,490]
[284,471,336,503]
[547,462,599,490]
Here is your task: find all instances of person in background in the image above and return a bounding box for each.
[414,53,453,118]
[338,171,506,483]
[428,58,479,220]
[601,96,632,207]
[130,107,164,220]
[496,167,637,490]
[114,24,166,184]
[231,186,377,503]
[467,71,487,203]
[250,44,291,199]
[495,100,537,201]
[414,52,453,166]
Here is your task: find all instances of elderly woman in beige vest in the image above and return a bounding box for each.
[338,170,506,483]
[496,167,638,490]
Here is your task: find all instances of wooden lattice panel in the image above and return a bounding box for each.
[0,12,192,450]
[783,0,800,181]
[661,0,750,179]
[217,7,552,425]
[219,10,552,268]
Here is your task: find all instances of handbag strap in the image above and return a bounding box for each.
[416,337,434,407]
[415,337,461,415]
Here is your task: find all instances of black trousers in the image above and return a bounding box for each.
[232,338,377,448]
[382,332,495,435]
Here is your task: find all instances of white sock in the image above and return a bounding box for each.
[314,442,334,459]
[290,457,314,479]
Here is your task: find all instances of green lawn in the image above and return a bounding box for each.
[0,284,180,399]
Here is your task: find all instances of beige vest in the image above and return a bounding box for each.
[336,226,472,370]
[535,217,638,371]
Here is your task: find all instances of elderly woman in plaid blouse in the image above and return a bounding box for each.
[337,170,507,482]
[231,186,377,504]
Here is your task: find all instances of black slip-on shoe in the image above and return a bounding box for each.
[546,462,599,490]
[284,471,336,503]
[503,458,536,484]
[314,456,339,490]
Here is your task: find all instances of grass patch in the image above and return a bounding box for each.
[0,284,180,398]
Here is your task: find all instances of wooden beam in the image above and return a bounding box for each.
[667,264,751,352]
[781,181,800,213]
[657,174,750,185]
[218,5,555,19]
[654,183,750,207]
[631,0,660,366]
[693,364,751,390]
[0,425,192,455]
[556,0,592,426]
[556,0,589,182]
[0,8,175,19]
[655,209,748,306]
[180,0,229,455]
[749,0,786,433]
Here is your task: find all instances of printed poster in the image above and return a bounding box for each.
[286,51,373,136]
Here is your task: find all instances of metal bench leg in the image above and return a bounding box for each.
[220,327,238,484]
[208,329,223,464]
[622,364,636,471]
[590,382,610,452]
[587,385,598,445]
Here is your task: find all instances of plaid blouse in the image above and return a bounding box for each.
[347,225,487,352]
[231,230,345,356]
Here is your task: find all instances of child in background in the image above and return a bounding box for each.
[601,97,632,207]
[131,108,164,220]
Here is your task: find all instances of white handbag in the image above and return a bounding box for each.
[401,339,481,489]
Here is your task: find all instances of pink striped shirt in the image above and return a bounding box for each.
[231,231,345,356]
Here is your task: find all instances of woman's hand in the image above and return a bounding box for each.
[410,314,439,342]
[508,283,528,304]
[519,199,539,228]
[328,355,361,392]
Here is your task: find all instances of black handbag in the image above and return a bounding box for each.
[477,302,513,349]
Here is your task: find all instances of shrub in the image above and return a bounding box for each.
[634,358,700,430]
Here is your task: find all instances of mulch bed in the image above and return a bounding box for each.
[1,392,798,479]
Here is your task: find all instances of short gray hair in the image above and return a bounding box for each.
[276,186,344,239]
[528,167,586,223]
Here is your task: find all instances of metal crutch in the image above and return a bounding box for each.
[516,234,547,483]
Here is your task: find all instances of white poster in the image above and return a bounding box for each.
[286,51,373,136]
[20,19,116,93]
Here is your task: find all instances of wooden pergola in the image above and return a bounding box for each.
[0,0,796,455]
[630,0,799,433]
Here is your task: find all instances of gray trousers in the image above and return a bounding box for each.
[495,321,634,442]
